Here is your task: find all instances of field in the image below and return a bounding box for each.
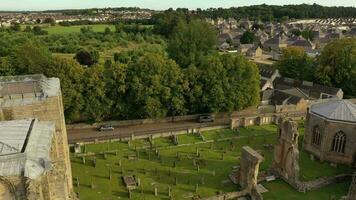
[23,24,116,34]
[70,124,352,200]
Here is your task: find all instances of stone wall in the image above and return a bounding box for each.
[303,112,356,166]
[270,118,300,183]
[0,93,74,199]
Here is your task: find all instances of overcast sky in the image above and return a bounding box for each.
[1,0,355,11]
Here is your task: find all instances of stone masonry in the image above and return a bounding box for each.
[0,75,74,199]
[237,146,264,200]
[270,118,300,183]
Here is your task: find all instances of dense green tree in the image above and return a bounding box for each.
[24,26,32,33]
[182,65,204,113]
[103,63,127,119]
[10,41,53,74]
[125,53,185,118]
[32,26,48,35]
[198,54,260,112]
[45,57,85,122]
[74,50,98,66]
[275,47,316,81]
[82,65,112,121]
[10,23,21,32]
[240,31,257,44]
[316,38,356,97]
[114,52,131,63]
[301,29,313,41]
[168,19,217,68]
[0,57,15,76]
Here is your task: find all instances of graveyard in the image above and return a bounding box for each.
[70,124,352,200]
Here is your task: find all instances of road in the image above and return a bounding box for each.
[67,117,230,144]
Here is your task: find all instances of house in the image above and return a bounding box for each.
[260,88,308,112]
[259,65,281,91]
[238,44,255,55]
[273,77,343,100]
[290,38,316,50]
[246,46,263,58]
[263,35,288,51]
[219,42,231,50]
[239,18,252,30]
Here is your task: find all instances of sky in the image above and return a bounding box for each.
[0,0,355,11]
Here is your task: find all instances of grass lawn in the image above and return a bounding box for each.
[21,24,116,34]
[263,180,351,200]
[70,124,352,200]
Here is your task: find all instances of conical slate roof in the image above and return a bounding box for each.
[311,100,356,123]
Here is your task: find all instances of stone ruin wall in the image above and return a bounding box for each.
[238,146,264,200]
[270,118,300,183]
[0,94,74,199]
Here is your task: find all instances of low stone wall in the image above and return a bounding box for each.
[201,190,248,200]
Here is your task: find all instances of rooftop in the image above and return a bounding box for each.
[0,74,60,107]
[310,100,356,123]
[0,119,55,179]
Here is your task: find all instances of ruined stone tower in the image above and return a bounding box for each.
[0,74,74,199]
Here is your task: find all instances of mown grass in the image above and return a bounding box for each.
[70,124,352,200]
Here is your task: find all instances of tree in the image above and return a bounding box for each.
[45,56,85,122]
[114,52,131,63]
[32,26,48,35]
[10,23,21,32]
[104,27,112,35]
[104,63,127,119]
[240,31,256,44]
[316,38,356,97]
[125,53,185,118]
[197,54,260,112]
[74,50,98,66]
[301,29,313,41]
[24,26,32,32]
[167,19,217,68]
[82,65,112,121]
[10,41,53,74]
[0,57,15,76]
[274,47,316,81]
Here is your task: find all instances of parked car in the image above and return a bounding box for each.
[98,124,114,131]
[198,115,214,123]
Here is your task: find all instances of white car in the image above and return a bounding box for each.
[98,124,114,131]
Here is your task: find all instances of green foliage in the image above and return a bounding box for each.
[45,57,85,122]
[240,31,257,44]
[196,4,356,21]
[0,57,15,76]
[103,63,127,119]
[125,53,185,118]
[10,23,21,32]
[316,38,356,97]
[183,54,260,113]
[291,29,301,37]
[167,19,217,68]
[301,29,314,41]
[275,47,316,81]
[10,41,53,74]
[82,65,112,121]
[32,26,48,35]
[74,50,99,66]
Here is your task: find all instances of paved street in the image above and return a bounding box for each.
[67,117,230,144]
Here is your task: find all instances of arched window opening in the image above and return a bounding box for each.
[312,125,322,146]
[331,131,346,153]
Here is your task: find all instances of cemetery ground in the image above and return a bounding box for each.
[70,124,352,200]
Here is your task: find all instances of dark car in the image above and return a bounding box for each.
[98,124,114,131]
[198,115,214,123]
